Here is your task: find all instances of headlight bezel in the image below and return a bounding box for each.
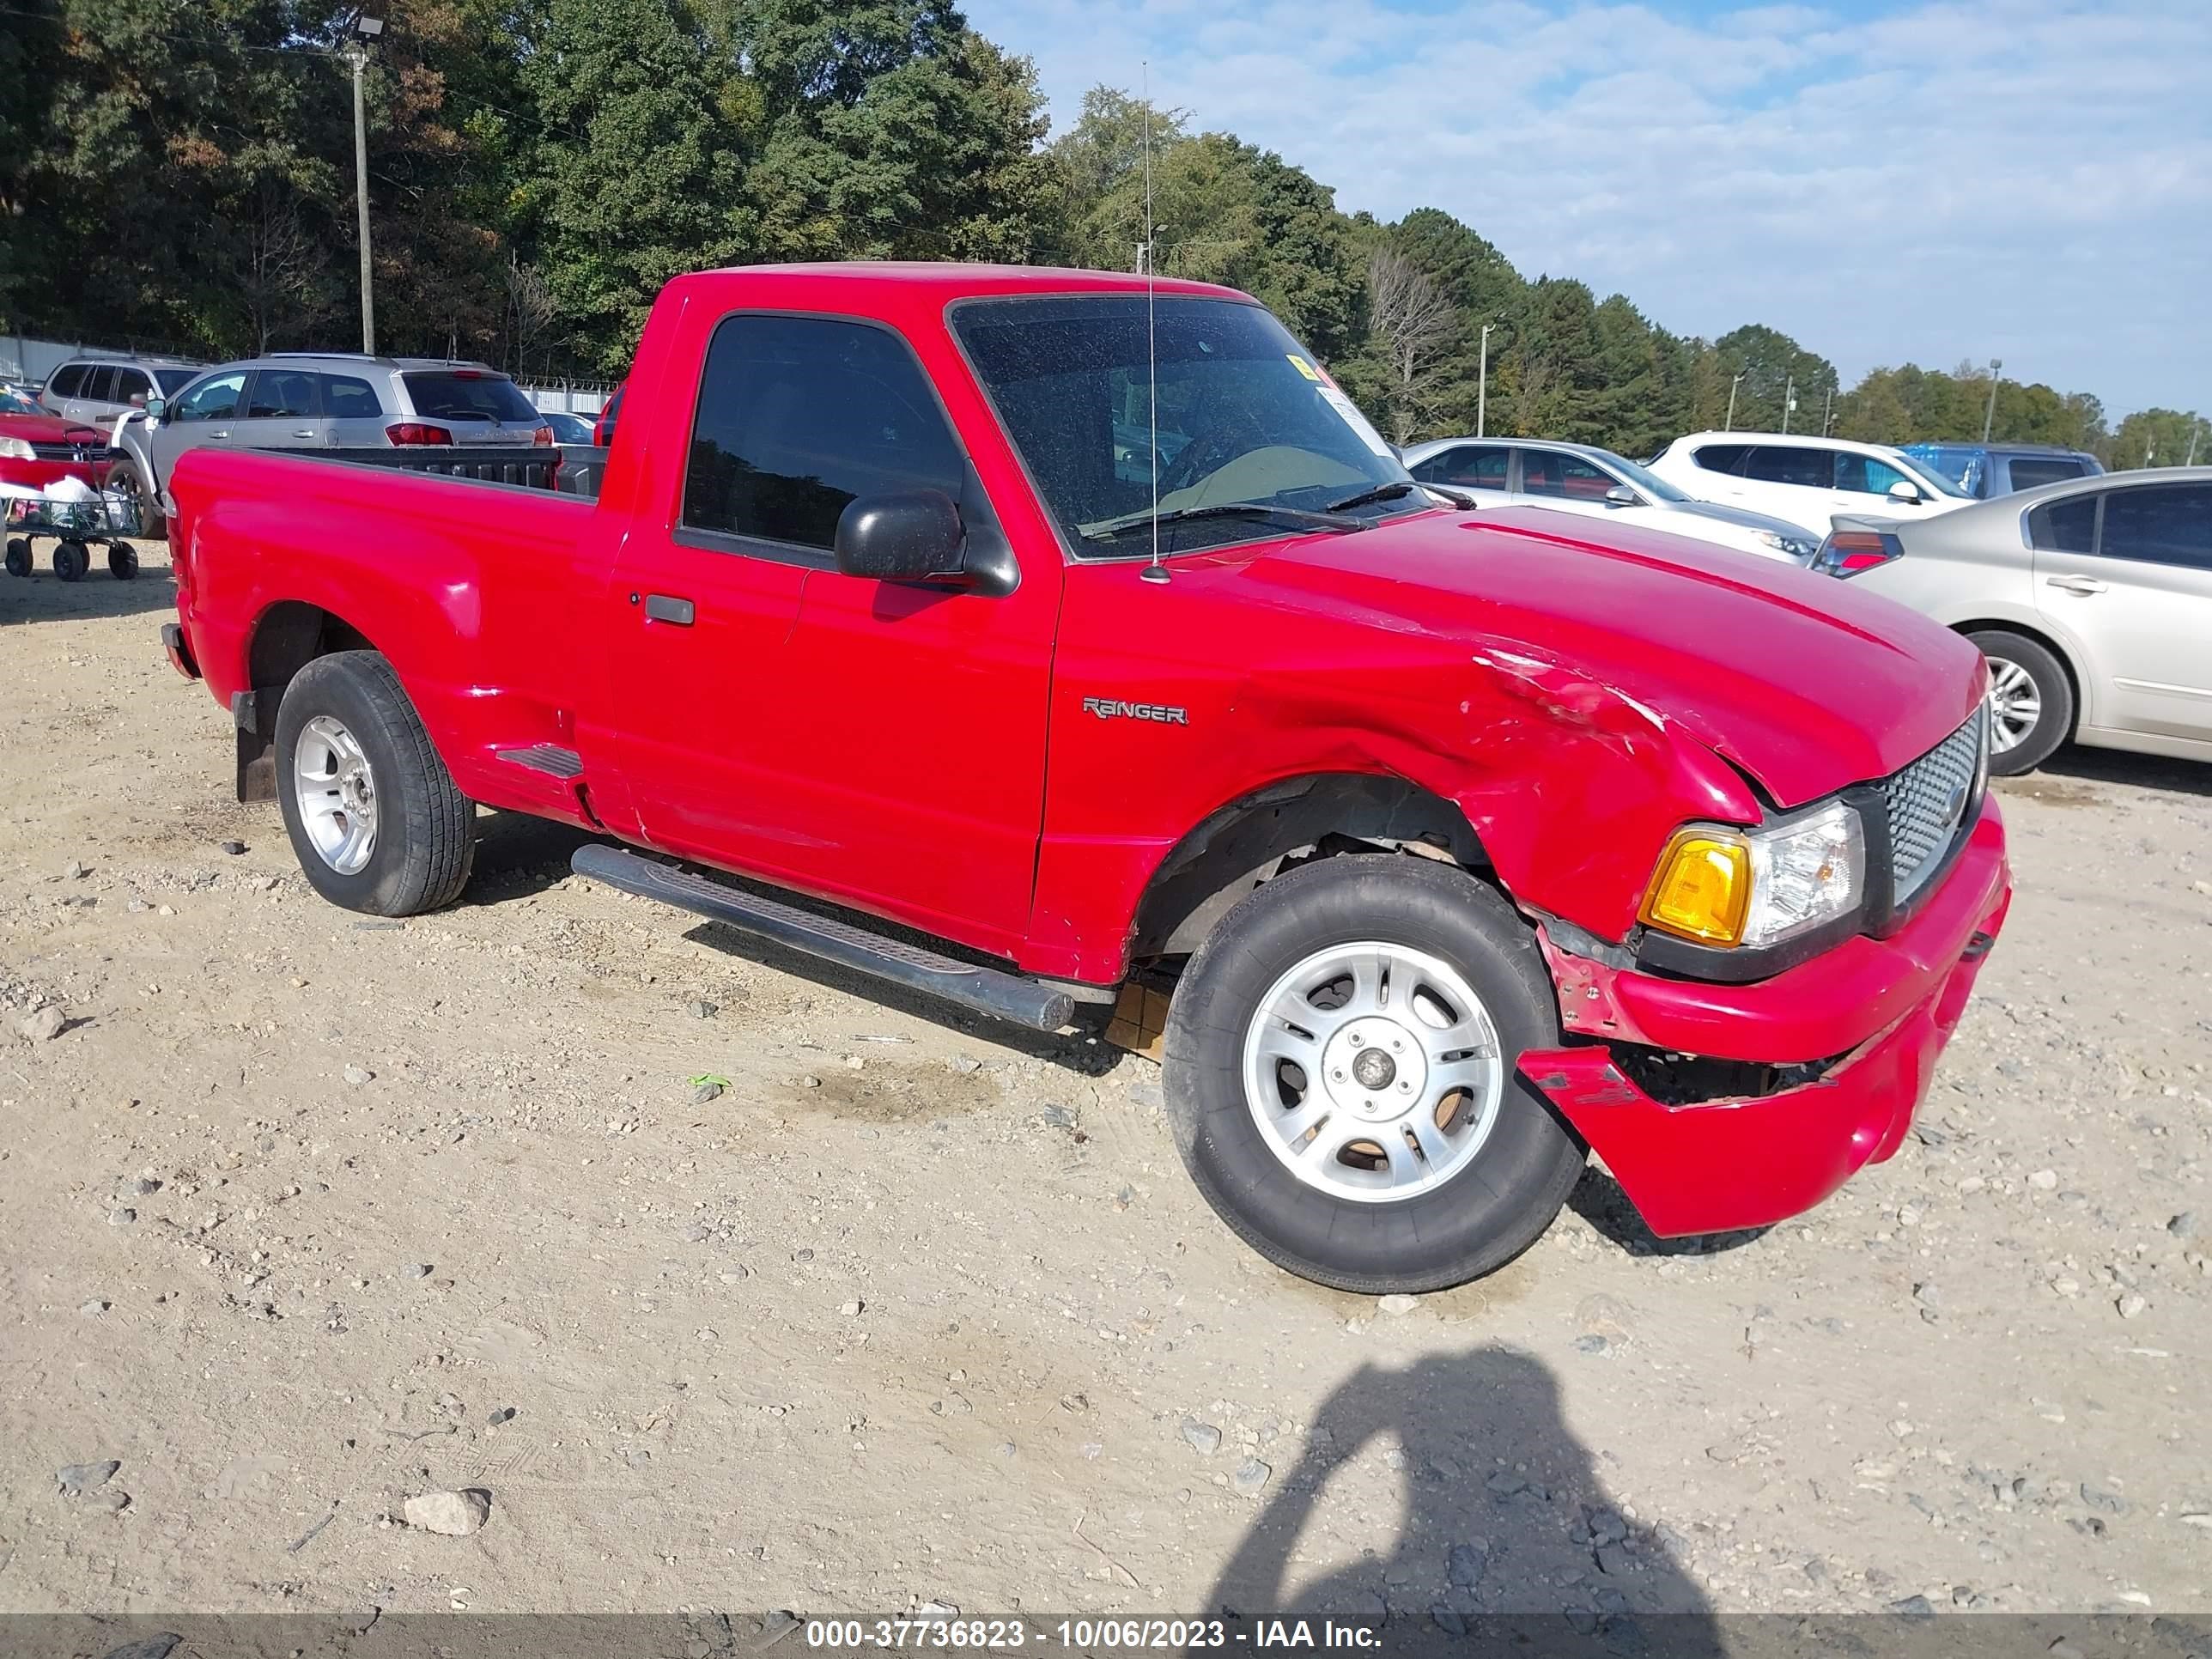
[0,434,35,462]
[1640,797,1867,954]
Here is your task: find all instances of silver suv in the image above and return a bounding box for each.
[40,355,204,423]
[111,353,550,537]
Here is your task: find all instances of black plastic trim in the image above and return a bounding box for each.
[571,844,1075,1032]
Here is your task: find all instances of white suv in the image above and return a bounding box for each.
[1647,432,1971,538]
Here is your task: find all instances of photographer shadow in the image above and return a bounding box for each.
[1201,1350,1724,1657]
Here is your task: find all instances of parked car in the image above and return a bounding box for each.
[39,355,203,424]
[1402,437,1821,562]
[1814,467,2212,775]
[1647,432,1972,538]
[0,383,112,496]
[111,353,552,538]
[162,262,2010,1294]
[1900,441,2104,500]
[542,410,596,445]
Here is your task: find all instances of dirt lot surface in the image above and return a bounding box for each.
[3,544,2209,1627]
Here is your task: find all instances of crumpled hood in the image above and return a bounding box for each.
[1234,506,1986,808]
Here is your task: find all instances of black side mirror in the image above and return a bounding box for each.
[834,489,968,586]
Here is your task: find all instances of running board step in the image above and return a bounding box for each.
[570,845,1075,1033]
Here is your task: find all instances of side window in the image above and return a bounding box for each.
[1841,453,1911,495]
[1411,445,1507,489]
[682,314,963,554]
[2098,485,2212,571]
[2008,458,2087,491]
[172,372,246,422]
[1522,451,1618,500]
[2027,495,2097,555]
[46,365,87,398]
[78,366,117,404]
[112,368,151,406]
[319,374,383,419]
[1743,446,1832,488]
[246,369,319,419]
[1690,443,1749,474]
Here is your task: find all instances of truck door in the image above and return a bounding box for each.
[606,311,1058,958]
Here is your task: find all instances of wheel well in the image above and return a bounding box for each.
[1951,618,2081,727]
[234,602,378,802]
[1131,773,1489,961]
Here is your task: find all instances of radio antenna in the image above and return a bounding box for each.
[1139,59,1169,586]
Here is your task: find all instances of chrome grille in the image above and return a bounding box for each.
[1882,708,1986,903]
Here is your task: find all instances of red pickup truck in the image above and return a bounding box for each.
[161,263,2011,1292]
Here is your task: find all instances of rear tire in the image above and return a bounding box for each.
[1968,629,2071,776]
[3,538,28,578]
[275,651,475,915]
[53,540,90,582]
[1164,855,1585,1293]
[108,544,139,580]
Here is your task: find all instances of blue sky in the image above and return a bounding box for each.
[961,0,2212,421]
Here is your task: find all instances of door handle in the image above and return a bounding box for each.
[2045,574,2107,596]
[209,428,230,440]
[643,593,695,625]
[291,428,316,439]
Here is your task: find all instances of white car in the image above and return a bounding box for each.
[1401,438,1821,562]
[1814,467,2212,774]
[1646,431,1971,539]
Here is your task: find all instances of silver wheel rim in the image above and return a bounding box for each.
[1984,656,2041,753]
[293,714,378,874]
[1240,940,1504,1204]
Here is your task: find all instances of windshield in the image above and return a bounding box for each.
[0,387,41,416]
[1894,451,1972,498]
[154,367,200,395]
[401,372,544,424]
[1902,444,1980,493]
[951,295,1415,556]
[1594,450,1691,502]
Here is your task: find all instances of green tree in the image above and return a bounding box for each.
[1712,324,1835,434]
[2108,408,2208,470]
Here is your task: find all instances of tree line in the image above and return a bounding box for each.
[1,1,2199,467]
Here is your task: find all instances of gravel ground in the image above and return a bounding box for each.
[2,544,2208,1624]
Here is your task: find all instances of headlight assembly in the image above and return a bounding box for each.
[1640,799,1865,950]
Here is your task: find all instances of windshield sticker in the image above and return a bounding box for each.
[1318,386,1395,459]
[1285,355,1323,382]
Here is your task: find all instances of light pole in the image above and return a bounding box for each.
[1476,323,1494,438]
[2186,420,2203,468]
[349,8,385,356]
[1782,374,1796,434]
[1724,373,1743,432]
[1981,358,2002,442]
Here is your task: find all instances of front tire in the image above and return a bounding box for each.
[53,539,90,581]
[1164,856,1585,1293]
[108,459,165,541]
[275,651,475,915]
[1968,629,2071,776]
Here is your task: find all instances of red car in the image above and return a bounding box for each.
[161,264,2010,1292]
[0,385,112,493]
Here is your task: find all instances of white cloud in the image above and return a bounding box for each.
[965,0,2212,416]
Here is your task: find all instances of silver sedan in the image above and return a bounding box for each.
[1815,468,2212,775]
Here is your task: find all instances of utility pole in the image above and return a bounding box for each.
[1725,374,1743,432]
[1476,324,1494,438]
[2186,420,2203,467]
[1981,358,2002,442]
[348,9,385,356]
[1821,381,1834,436]
[1782,374,1796,434]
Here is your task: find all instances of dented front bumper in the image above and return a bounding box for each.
[1524,801,2011,1238]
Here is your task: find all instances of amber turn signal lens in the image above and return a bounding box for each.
[1640,832,1751,945]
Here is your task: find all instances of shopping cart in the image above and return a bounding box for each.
[3,487,145,581]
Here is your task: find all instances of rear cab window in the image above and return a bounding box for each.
[319,375,384,419]
[1690,443,1749,475]
[401,372,543,425]
[2026,494,2097,554]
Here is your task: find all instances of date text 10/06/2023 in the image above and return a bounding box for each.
[803,1618,1383,1650]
